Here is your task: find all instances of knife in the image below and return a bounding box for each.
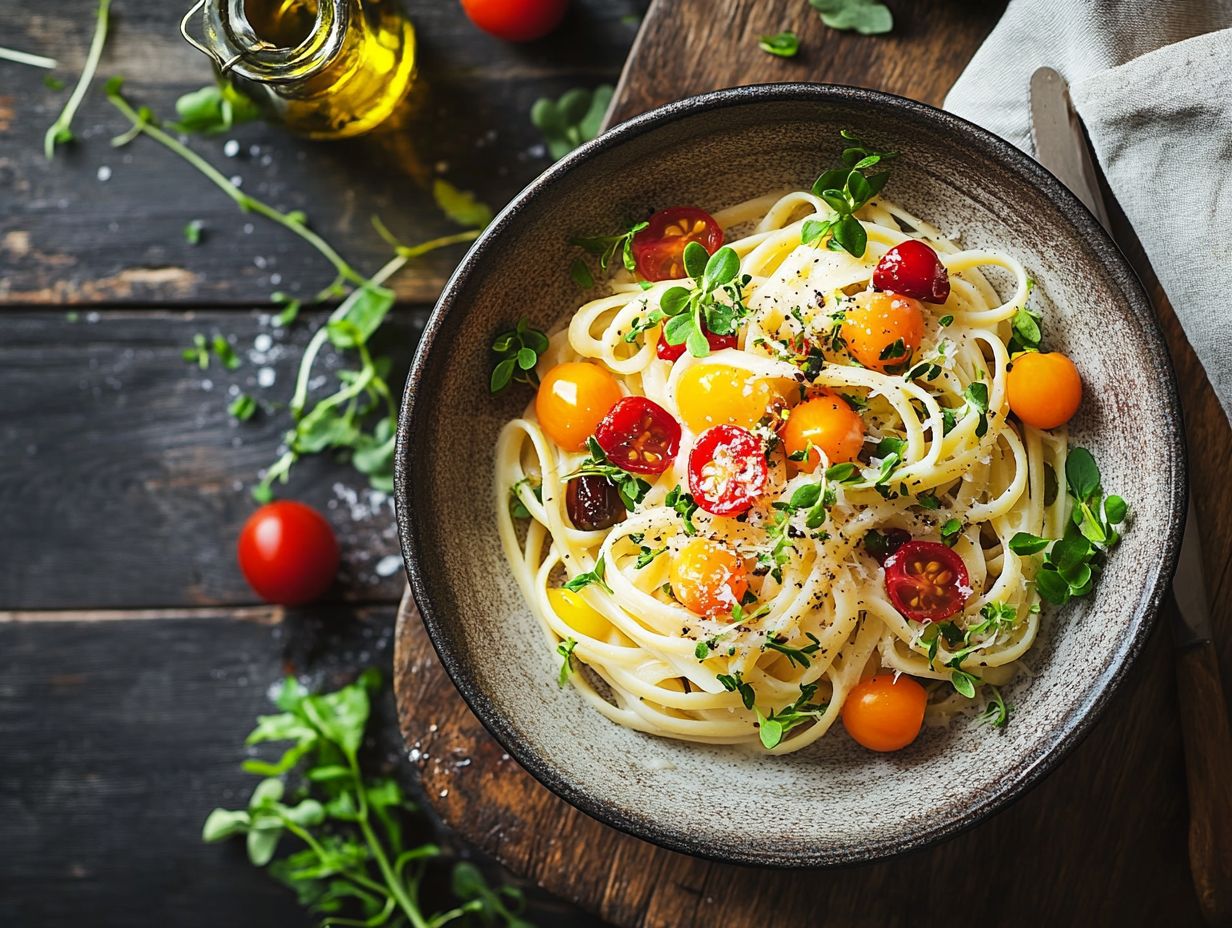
[1030,66,1232,927]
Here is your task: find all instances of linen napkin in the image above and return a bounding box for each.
[944,1,1232,420]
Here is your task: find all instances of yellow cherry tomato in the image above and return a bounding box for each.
[782,390,865,472]
[1006,351,1082,430]
[676,363,782,434]
[840,291,925,372]
[535,362,623,451]
[841,673,927,752]
[669,537,749,617]
[547,587,611,640]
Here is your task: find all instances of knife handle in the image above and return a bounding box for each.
[1175,636,1232,926]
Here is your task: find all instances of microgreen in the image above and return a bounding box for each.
[979,685,1011,729]
[765,632,822,669]
[170,84,261,135]
[44,74,67,90]
[717,672,757,710]
[648,243,748,357]
[508,477,542,520]
[940,518,962,546]
[758,31,800,57]
[949,668,979,698]
[563,555,613,595]
[757,682,829,749]
[490,317,550,393]
[804,130,897,257]
[556,638,579,687]
[272,292,302,327]
[1007,278,1041,354]
[0,46,59,69]
[432,178,494,230]
[809,0,893,34]
[939,314,954,327]
[184,219,204,245]
[568,438,652,511]
[635,542,668,569]
[229,394,258,422]
[203,671,529,927]
[44,0,110,159]
[531,85,613,160]
[664,485,700,535]
[761,479,833,581]
[572,219,649,283]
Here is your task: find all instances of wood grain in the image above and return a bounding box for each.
[0,0,642,306]
[394,0,1232,925]
[0,309,423,609]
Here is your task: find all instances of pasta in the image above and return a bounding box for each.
[494,169,1083,755]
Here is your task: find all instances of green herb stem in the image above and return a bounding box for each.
[45,0,110,159]
[0,46,59,69]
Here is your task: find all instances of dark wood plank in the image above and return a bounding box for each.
[392,0,1232,925]
[0,0,642,306]
[0,607,604,927]
[0,309,422,609]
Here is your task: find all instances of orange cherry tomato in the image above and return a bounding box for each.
[840,291,925,372]
[669,537,749,617]
[782,390,865,472]
[676,363,782,434]
[535,361,623,451]
[841,673,928,752]
[1006,351,1082,430]
[631,206,724,282]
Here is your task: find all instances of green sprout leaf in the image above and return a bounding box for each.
[809,0,893,35]
[531,84,614,160]
[758,31,800,57]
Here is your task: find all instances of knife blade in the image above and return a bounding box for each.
[1028,66,1213,650]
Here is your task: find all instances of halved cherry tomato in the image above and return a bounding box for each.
[782,390,865,472]
[842,674,928,752]
[669,537,748,616]
[873,240,950,304]
[594,396,681,475]
[459,0,569,42]
[676,363,783,434]
[883,540,972,623]
[631,206,724,281]
[687,425,768,517]
[840,291,925,372]
[656,327,737,362]
[237,501,339,605]
[535,361,623,451]
[1006,351,1082,430]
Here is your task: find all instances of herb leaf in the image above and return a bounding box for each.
[809,0,893,35]
[170,84,261,135]
[806,130,897,257]
[490,317,550,393]
[531,85,614,160]
[758,31,800,57]
[557,638,579,687]
[564,555,613,595]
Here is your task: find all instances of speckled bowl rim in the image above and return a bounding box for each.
[395,82,1187,869]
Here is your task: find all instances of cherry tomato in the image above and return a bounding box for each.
[548,587,611,639]
[883,540,972,623]
[1007,351,1082,430]
[594,396,681,475]
[631,206,724,281]
[669,537,749,616]
[237,501,340,605]
[782,390,865,472]
[873,240,950,304]
[535,361,623,451]
[676,363,783,434]
[842,674,928,752]
[841,291,925,372]
[656,327,737,362]
[688,425,768,517]
[459,0,569,42]
[565,474,625,531]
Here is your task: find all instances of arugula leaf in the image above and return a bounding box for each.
[809,0,893,34]
[531,85,614,160]
[44,0,110,158]
[758,31,800,57]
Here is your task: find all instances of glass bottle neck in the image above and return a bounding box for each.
[203,0,350,85]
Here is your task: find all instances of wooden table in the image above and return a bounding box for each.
[3,0,1229,925]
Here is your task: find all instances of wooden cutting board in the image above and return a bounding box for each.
[394,1,1228,924]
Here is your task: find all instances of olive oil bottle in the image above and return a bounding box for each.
[181,0,415,138]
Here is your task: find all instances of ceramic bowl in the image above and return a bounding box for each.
[394,83,1185,867]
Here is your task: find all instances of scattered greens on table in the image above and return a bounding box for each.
[530,85,613,161]
[809,0,894,35]
[203,671,533,927]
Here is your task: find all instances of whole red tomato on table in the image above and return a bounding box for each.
[460,0,570,42]
[238,501,340,605]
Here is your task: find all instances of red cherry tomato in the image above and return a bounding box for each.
[631,206,724,282]
[883,540,972,623]
[459,0,569,42]
[238,501,340,605]
[687,425,768,517]
[873,240,950,304]
[594,396,682,475]
[656,328,737,362]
